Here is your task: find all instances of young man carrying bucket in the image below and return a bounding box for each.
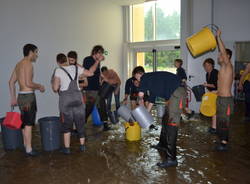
[202,58,219,134]
[9,44,45,156]
[214,30,234,151]
[134,68,187,168]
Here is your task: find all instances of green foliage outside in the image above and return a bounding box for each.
[144,50,180,72]
[143,6,180,71]
[144,7,180,41]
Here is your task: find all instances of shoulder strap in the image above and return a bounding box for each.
[60,67,73,81]
[74,65,78,80]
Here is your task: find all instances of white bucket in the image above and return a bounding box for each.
[117,105,135,122]
[131,105,154,129]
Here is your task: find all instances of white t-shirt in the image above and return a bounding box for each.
[54,65,84,91]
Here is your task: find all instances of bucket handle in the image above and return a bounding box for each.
[10,105,17,112]
[204,24,219,32]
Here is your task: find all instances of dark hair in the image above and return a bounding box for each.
[203,58,215,67]
[67,51,77,60]
[101,66,108,72]
[175,59,183,66]
[226,48,232,59]
[23,44,38,57]
[132,66,145,75]
[56,53,67,64]
[91,45,104,56]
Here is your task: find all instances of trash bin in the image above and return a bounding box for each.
[38,116,61,151]
[0,117,23,151]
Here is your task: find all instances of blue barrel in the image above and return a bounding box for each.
[0,117,23,151]
[38,116,61,151]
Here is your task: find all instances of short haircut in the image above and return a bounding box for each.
[175,59,183,66]
[132,66,145,75]
[101,66,108,72]
[226,48,232,59]
[56,53,67,64]
[67,51,77,60]
[91,45,104,56]
[203,58,215,67]
[23,44,38,57]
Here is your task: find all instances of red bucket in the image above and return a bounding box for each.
[3,107,22,129]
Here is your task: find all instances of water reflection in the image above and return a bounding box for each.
[0,104,250,184]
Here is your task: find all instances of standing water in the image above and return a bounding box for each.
[0,102,250,184]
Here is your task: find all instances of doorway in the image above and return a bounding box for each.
[135,48,180,73]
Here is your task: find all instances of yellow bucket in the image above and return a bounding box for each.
[124,122,141,141]
[200,92,217,117]
[186,27,217,57]
[240,70,250,82]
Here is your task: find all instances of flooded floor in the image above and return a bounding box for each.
[0,102,250,184]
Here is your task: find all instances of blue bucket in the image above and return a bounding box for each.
[0,117,23,151]
[91,106,103,126]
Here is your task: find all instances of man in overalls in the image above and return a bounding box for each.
[134,68,187,168]
[52,53,99,154]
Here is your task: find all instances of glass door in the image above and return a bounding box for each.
[135,49,180,73]
[136,51,154,72]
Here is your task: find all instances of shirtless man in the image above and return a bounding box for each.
[215,30,234,151]
[101,66,121,112]
[9,44,45,156]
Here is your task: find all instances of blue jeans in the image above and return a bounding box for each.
[107,89,120,112]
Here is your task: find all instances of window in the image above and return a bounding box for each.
[132,0,180,42]
[136,49,180,73]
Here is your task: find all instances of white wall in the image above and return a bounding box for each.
[0,0,123,119]
[186,0,250,112]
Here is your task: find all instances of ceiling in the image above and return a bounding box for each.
[109,0,156,6]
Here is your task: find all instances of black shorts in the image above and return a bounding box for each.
[17,93,37,128]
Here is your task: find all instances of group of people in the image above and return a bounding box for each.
[9,45,121,155]
[122,29,234,168]
[8,29,244,169]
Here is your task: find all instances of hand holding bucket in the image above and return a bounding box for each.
[200,92,217,117]
[186,24,219,57]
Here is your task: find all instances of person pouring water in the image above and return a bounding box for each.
[134,68,187,168]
